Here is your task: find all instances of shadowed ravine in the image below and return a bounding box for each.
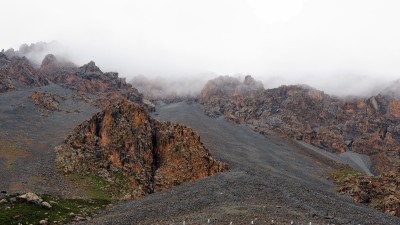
[84,101,400,225]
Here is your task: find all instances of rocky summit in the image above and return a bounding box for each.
[56,99,227,199]
[201,75,400,216]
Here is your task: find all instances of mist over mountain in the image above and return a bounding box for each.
[2,1,400,223]
[2,0,400,98]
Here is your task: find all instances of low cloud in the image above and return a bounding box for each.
[1,0,400,97]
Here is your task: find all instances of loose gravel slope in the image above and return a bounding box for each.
[85,101,399,225]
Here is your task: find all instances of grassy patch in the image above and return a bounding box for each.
[68,174,111,200]
[68,172,131,200]
[330,169,362,182]
[0,194,110,225]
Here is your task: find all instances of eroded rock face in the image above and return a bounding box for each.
[0,53,49,92]
[56,100,227,199]
[200,75,400,216]
[201,76,400,172]
[40,55,147,109]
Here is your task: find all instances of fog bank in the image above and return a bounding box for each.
[1,0,400,97]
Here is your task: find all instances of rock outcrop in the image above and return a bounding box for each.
[56,100,227,199]
[0,50,151,110]
[40,55,148,109]
[337,172,400,217]
[0,52,49,92]
[200,75,400,216]
[16,192,52,208]
[30,91,65,113]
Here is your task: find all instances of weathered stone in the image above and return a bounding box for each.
[56,100,227,199]
[16,192,43,205]
[39,219,48,225]
[41,201,52,208]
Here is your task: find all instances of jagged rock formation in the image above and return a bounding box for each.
[0,52,49,92]
[40,55,148,109]
[55,100,227,199]
[0,50,151,110]
[200,75,400,215]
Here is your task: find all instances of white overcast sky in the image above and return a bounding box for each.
[1,0,400,96]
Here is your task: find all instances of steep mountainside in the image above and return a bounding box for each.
[56,100,227,199]
[201,75,400,216]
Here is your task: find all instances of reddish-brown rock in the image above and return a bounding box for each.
[337,172,400,217]
[200,75,400,216]
[0,53,49,92]
[55,100,227,199]
[0,51,150,110]
[40,56,148,109]
[30,91,65,113]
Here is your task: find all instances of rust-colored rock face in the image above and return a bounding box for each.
[337,172,400,217]
[55,100,227,199]
[200,75,400,216]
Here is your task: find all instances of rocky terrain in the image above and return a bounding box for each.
[56,99,226,199]
[334,171,400,216]
[0,43,227,224]
[2,42,400,224]
[200,75,400,216]
[0,52,49,92]
[1,46,151,110]
[83,101,400,224]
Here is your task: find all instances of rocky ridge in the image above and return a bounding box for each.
[0,49,151,111]
[56,99,227,199]
[200,75,400,216]
[0,53,49,92]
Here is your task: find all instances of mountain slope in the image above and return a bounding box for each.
[200,75,400,216]
[83,101,400,224]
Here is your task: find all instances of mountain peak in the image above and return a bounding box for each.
[80,60,102,74]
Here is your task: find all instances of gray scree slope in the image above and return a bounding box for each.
[85,101,399,225]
